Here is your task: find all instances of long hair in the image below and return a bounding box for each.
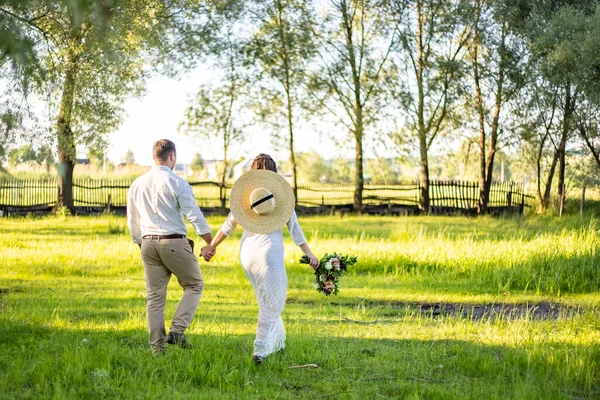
[250,154,277,172]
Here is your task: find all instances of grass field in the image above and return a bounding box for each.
[0,214,599,399]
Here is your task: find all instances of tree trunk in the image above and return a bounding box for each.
[277,0,298,206]
[418,135,430,212]
[483,22,507,213]
[536,89,558,213]
[541,149,558,212]
[341,0,364,213]
[354,122,364,214]
[55,57,79,213]
[288,114,298,206]
[474,57,487,212]
[471,0,488,214]
[556,84,572,215]
[221,144,228,212]
[580,124,600,168]
[535,134,547,211]
[416,0,429,212]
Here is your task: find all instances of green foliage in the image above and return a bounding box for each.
[7,144,54,168]
[7,144,36,166]
[191,153,204,174]
[246,0,315,136]
[122,149,135,165]
[366,157,402,184]
[87,146,105,169]
[295,150,328,183]
[300,252,357,296]
[530,5,594,87]
[179,9,248,186]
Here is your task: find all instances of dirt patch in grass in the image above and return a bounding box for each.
[388,300,577,320]
[287,297,580,320]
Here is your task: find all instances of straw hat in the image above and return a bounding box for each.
[229,169,295,234]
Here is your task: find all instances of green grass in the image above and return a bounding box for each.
[0,215,599,399]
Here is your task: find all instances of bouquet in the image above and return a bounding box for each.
[300,253,357,296]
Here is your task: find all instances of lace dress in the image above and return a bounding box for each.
[220,211,307,358]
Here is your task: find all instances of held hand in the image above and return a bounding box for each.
[307,254,319,269]
[200,245,216,262]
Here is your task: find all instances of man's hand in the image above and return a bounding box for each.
[200,245,216,262]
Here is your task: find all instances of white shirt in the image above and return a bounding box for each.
[127,165,211,244]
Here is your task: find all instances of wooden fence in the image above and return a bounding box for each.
[0,177,531,216]
[429,181,529,215]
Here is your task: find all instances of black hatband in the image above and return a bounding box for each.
[251,194,274,209]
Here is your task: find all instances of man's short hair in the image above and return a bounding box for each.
[153,139,176,161]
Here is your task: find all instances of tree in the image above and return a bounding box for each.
[7,144,37,166]
[366,157,401,184]
[122,149,135,165]
[525,2,600,212]
[465,0,526,212]
[37,144,55,174]
[389,0,469,212]
[190,153,204,176]
[6,143,54,172]
[308,0,398,213]
[180,13,248,209]
[247,0,315,205]
[2,1,216,212]
[295,150,329,183]
[87,147,104,169]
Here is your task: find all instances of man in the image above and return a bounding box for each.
[127,139,215,355]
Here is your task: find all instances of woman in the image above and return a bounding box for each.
[203,154,319,364]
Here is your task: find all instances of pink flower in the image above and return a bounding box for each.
[331,258,340,271]
[323,281,335,293]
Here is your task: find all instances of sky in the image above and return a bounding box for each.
[105,66,340,166]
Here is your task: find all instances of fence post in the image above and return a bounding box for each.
[580,187,586,217]
[106,194,112,214]
[559,183,565,217]
[520,193,525,215]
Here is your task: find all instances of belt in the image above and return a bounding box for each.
[142,234,186,240]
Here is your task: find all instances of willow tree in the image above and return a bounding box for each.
[389,0,469,212]
[1,0,214,211]
[247,0,314,204]
[309,0,398,213]
[527,3,599,212]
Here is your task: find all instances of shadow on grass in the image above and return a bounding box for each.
[0,320,597,400]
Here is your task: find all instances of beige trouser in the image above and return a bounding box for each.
[141,237,204,348]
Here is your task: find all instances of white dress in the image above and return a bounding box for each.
[220,211,307,358]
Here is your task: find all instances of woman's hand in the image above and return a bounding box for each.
[201,245,216,261]
[306,253,319,269]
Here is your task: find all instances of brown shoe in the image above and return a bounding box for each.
[151,344,166,356]
[167,332,192,349]
[252,355,264,365]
